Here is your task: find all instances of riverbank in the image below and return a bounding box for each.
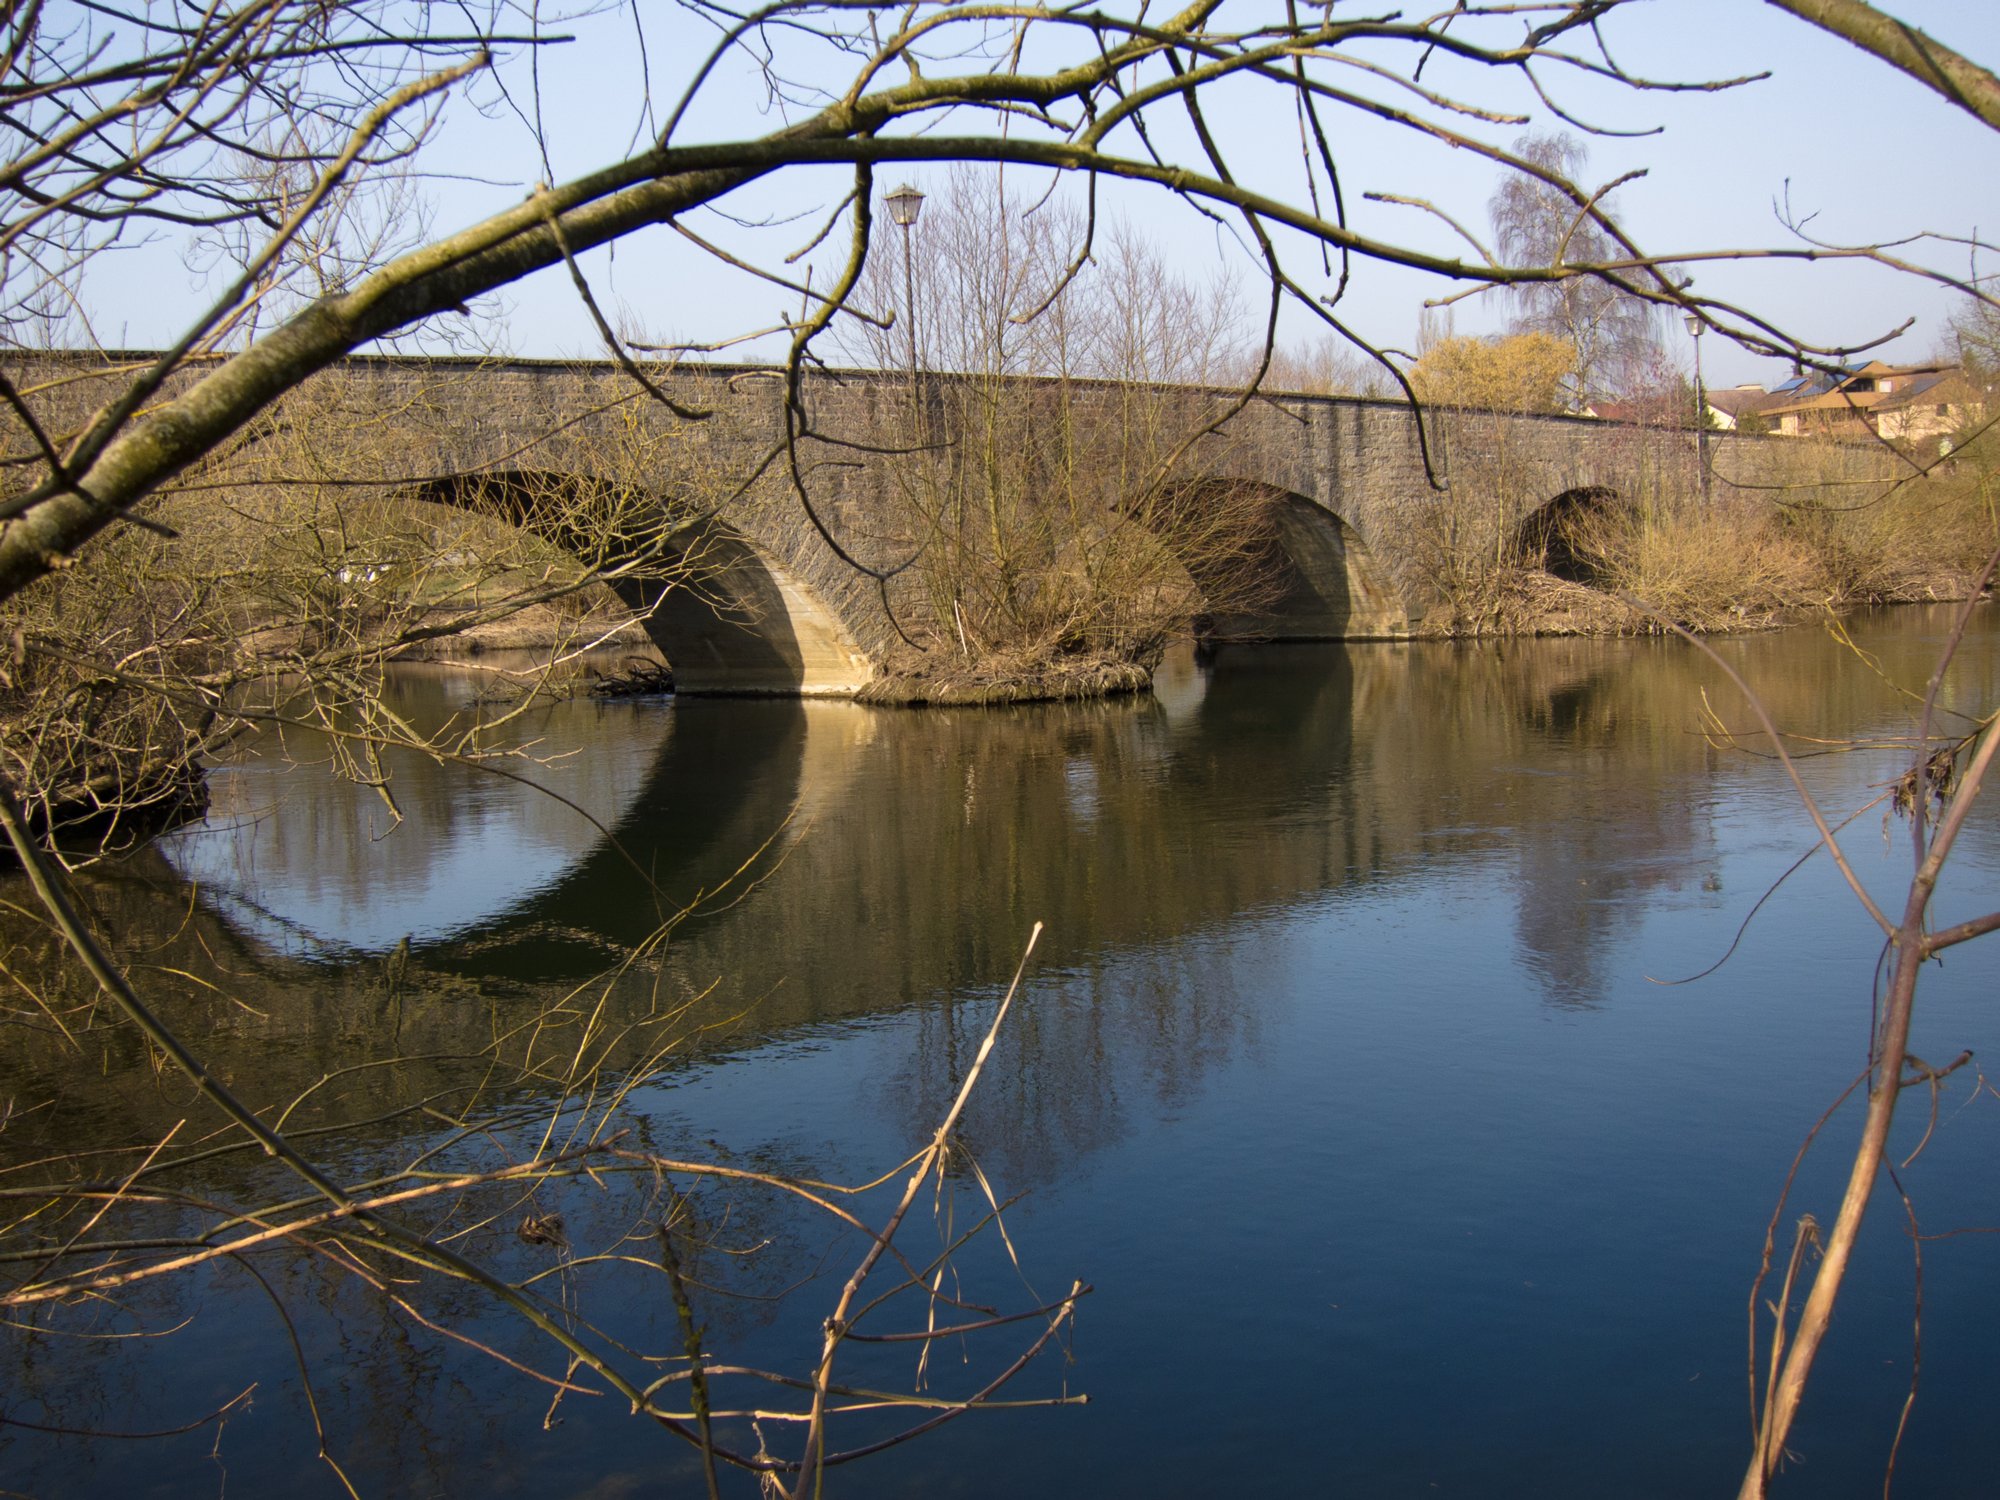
[399,564,1991,703]
[854,649,1154,706]
[1402,560,1991,641]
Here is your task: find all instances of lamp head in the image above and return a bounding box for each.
[886,184,925,227]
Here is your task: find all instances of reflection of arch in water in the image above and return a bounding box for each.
[156,674,678,958]
[1512,485,1619,584]
[433,642,1374,1008]
[1138,480,1405,640]
[433,698,839,981]
[408,471,874,696]
[161,691,828,983]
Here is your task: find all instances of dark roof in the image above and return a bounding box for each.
[1705,387,1772,417]
[1585,401,1643,423]
[1873,371,1975,411]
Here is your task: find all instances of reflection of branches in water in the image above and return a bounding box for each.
[0,776,1082,1497]
[889,931,1272,1194]
[1510,772,1711,1009]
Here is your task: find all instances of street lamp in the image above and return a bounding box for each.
[886,184,925,404]
[1684,311,1710,504]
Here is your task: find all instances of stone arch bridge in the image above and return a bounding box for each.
[42,354,1901,695]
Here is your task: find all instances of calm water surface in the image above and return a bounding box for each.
[6,608,2000,1497]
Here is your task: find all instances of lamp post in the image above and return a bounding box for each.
[1684,311,1710,504]
[885,183,925,418]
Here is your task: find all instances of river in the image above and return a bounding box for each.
[4,607,2000,1497]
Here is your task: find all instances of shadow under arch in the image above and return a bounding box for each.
[407,470,875,696]
[1512,485,1620,584]
[1137,479,1406,640]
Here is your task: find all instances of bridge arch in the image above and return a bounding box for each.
[1511,485,1620,585]
[1141,479,1406,640]
[406,470,875,695]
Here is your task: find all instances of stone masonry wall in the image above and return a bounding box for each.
[1,352,1905,681]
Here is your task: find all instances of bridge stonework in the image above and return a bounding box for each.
[15,354,1901,695]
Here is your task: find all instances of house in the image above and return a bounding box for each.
[1582,398,1646,424]
[1759,360,1984,445]
[1702,384,1778,431]
[1766,367,1847,402]
[1869,369,1987,445]
[1579,363,1985,443]
[1584,380,1818,432]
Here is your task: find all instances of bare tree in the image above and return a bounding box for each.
[1488,132,1660,406]
[1255,336,1393,398]
[1942,285,2000,384]
[182,116,458,354]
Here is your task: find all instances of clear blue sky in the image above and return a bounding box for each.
[92,1,2000,391]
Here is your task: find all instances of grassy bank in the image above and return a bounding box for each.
[1410,427,1997,639]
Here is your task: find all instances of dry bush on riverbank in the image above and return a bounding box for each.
[0,522,237,846]
[1409,564,1641,637]
[845,174,1285,687]
[1561,454,1998,632]
[878,377,1288,680]
[1781,436,2000,604]
[1417,425,1996,636]
[1398,407,1628,631]
[1563,492,1827,630]
[0,364,719,850]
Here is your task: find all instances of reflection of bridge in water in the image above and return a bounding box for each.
[10,614,2000,1500]
[167,640,1721,986]
[13,614,1999,1211]
[107,631,1924,1178]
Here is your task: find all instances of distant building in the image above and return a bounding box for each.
[1581,398,1646,424]
[1578,363,1985,445]
[1869,369,1987,446]
[1765,367,1847,403]
[1583,380,1814,432]
[1702,384,1779,431]
[1758,361,1985,446]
